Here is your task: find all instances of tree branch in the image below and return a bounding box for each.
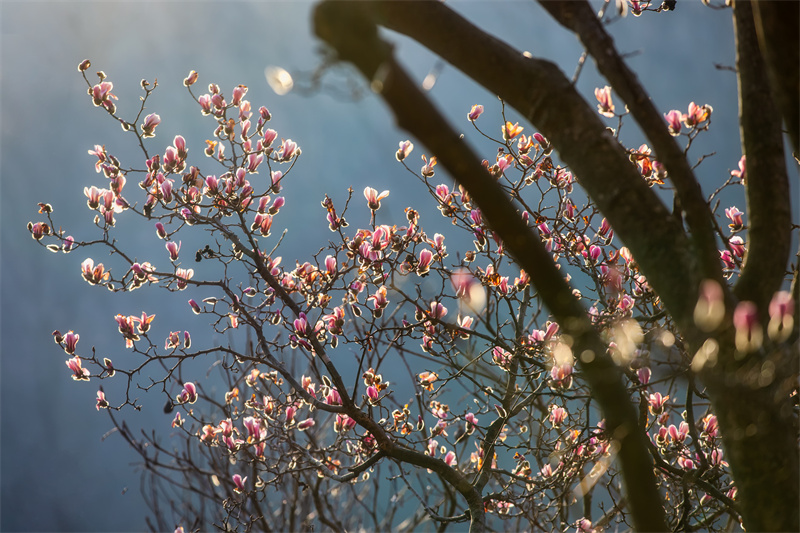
[313,3,667,531]
[537,0,725,306]
[751,1,800,157]
[731,0,793,312]
[359,0,704,342]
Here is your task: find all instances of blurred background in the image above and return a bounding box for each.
[1,1,754,531]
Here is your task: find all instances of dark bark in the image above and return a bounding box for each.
[751,1,800,157]
[731,0,794,314]
[314,2,668,532]
[537,0,724,304]
[363,0,705,341]
[314,1,799,531]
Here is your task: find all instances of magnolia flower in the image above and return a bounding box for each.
[66,356,90,381]
[595,86,615,117]
[232,474,247,494]
[467,104,484,121]
[96,390,109,410]
[364,187,389,210]
[396,140,414,161]
[141,113,161,138]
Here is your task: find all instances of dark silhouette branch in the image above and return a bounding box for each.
[353,0,705,343]
[537,0,725,305]
[313,3,668,531]
[751,1,800,157]
[731,0,793,313]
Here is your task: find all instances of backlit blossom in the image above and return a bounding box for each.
[177,382,198,404]
[175,268,194,290]
[28,221,50,240]
[115,314,140,347]
[467,104,484,121]
[502,121,523,140]
[648,392,669,416]
[421,155,437,177]
[682,102,711,127]
[90,81,117,112]
[725,206,744,232]
[166,241,181,262]
[396,140,414,161]
[63,330,80,354]
[66,356,90,381]
[363,187,390,211]
[96,390,109,410]
[416,249,434,276]
[731,155,746,183]
[664,109,682,135]
[81,258,108,285]
[595,86,615,117]
[549,405,568,427]
[232,474,247,494]
[183,70,198,87]
[165,331,181,350]
[277,139,298,161]
[141,113,161,138]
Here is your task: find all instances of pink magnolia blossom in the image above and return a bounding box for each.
[141,113,161,138]
[731,155,746,183]
[175,268,194,290]
[502,121,523,141]
[648,392,669,416]
[277,139,298,161]
[96,390,109,410]
[444,450,457,467]
[177,382,198,404]
[81,258,108,285]
[363,187,390,211]
[664,109,682,135]
[549,405,568,427]
[231,84,248,106]
[416,248,434,276]
[155,222,167,239]
[396,140,414,161]
[63,330,80,354]
[90,81,117,112]
[166,241,181,262]
[421,154,437,177]
[232,474,247,494]
[165,331,181,350]
[366,385,379,403]
[595,86,615,117]
[115,314,140,348]
[183,70,198,87]
[682,102,712,127]
[467,104,484,121]
[725,206,744,232]
[66,356,90,381]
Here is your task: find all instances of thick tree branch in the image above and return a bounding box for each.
[314,3,667,531]
[358,0,705,343]
[751,1,800,157]
[537,0,725,307]
[731,0,793,312]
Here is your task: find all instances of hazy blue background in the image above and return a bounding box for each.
[1,1,756,531]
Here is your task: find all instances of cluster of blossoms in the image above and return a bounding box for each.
[28,58,795,533]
